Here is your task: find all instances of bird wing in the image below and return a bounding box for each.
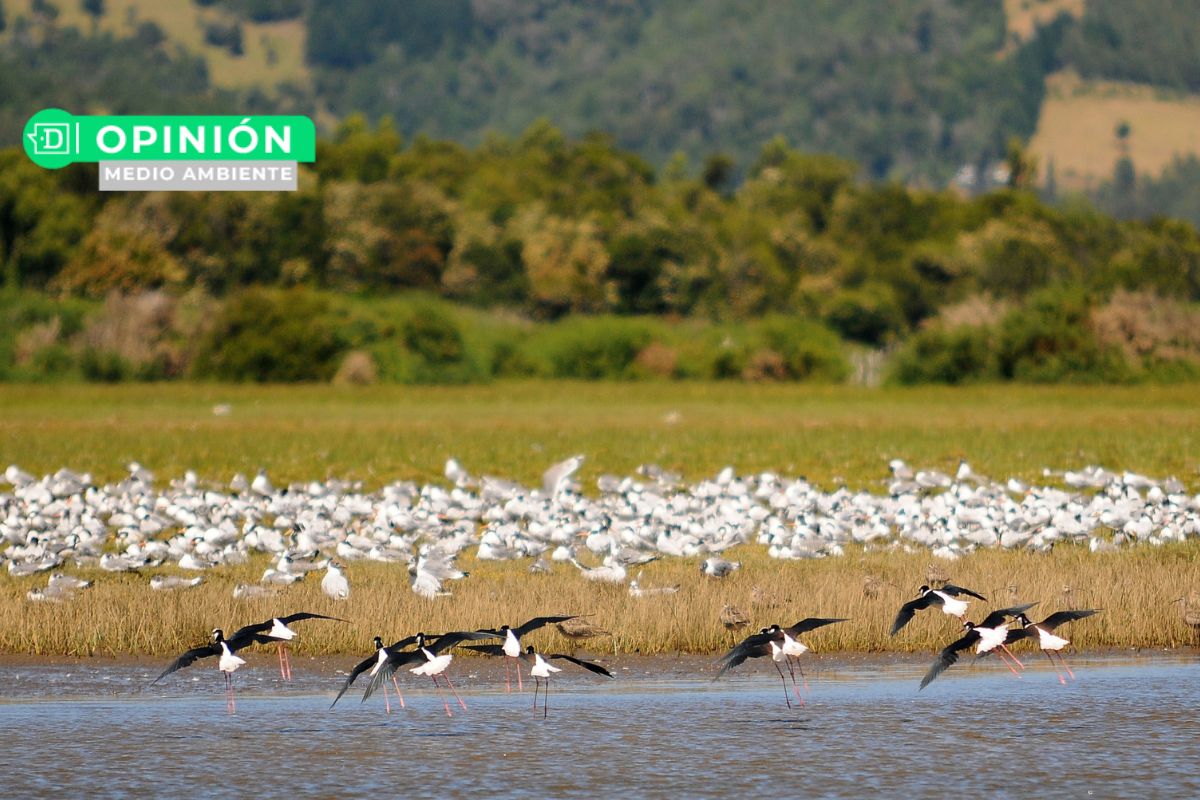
[1038,609,1100,631]
[386,633,422,650]
[785,618,849,636]
[715,630,775,678]
[224,629,282,651]
[152,642,220,684]
[513,615,579,638]
[330,654,378,708]
[978,602,1039,629]
[974,627,1033,660]
[890,594,936,636]
[919,630,980,691]
[547,653,613,677]
[278,611,348,626]
[461,643,507,657]
[361,650,425,702]
[941,584,988,601]
[427,629,502,654]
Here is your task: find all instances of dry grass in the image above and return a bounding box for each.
[1029,70,1200,190]
[4,0,310,92]
[1003,0,1085,44]
[3,542,1199,657]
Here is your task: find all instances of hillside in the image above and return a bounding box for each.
[1,0,1200,204]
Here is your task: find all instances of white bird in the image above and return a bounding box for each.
[700,557,740,578]
[250,469,274,497]
[543,455,584,497]
[150,575,204,591]
[409,550,467,599]
[629,571,679,597]
[322,561,350,600]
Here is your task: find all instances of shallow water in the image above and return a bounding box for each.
[2,654,1198,798]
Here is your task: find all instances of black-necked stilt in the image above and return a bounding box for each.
[1007,609,1101,684]
[918,603,1036,691]
[331,633,422,713]
[891,584,988,636]
[152,628,256,711]
[715,618,847,707]
[231,612,346,680]
[524,645,612,718]
[475,616,579,692]
[364,630,498,717]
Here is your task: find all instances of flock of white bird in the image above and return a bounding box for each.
[3,455,1199,603]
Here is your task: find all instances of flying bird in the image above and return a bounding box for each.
[890,584,988,636]
[1003,609,1101,684]
[918,604,1037,690]
[473,615,580,692]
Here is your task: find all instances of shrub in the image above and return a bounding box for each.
[193,288,344,382]
[888,325,997,385]
[755,315,850,381]
[821,282,907,345]
[996,288,1132,383]
[521,316,659,379]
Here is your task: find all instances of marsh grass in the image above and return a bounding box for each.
[3,542,1199,657]
[3,382,1200,657]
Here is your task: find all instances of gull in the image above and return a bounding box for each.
[250,469,274,497]
[629,571,679,597]
[409,550,468,599]
[48,573,91,591]
[150,575,203,591]
[233,583,280,600]
[568,554,626,584]
[700,557,740,578]
[543,455,584,497]
[99,553,144,573]
[321,561,350,600]
[4,464,34,487]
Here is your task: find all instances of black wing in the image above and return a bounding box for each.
[152,641,220,684]
[226,612,346,646]
[1038,609,1101,631]
[386,633,422,650]
[547,653,613,677]
[785,618,849,636]
[919,629,980,691]
[461,643,507,657]
[361,649,425,702]
[426,629,501,654]
[890,594,937,636]
[330,653,379,708]
[715,630,776,678]
[978,602,1039,629]
[277,611,348,626]
[224,629,283,651]
[941,584,987,601]
[513,615,579,638]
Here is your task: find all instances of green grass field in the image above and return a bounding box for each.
[3,382,1199,490]
[3,382,1200,657]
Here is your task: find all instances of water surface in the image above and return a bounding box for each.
[1,654,1197,798]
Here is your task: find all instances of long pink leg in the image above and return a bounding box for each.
[382,679,392,715]
[392,674,406,709]
[431,676,453,717]
[504,659,512,693]
[793,656,811,693]
[998,643,1024,669]
[277,646,286,680]
[773,662,793,709]
[443,673,468,710]
[532,677,540,713]
[225,672,236,714]
[783,659,805,706]
[993,648,1022,678]
[1056,652,1084,681]
[1043,650,1066,684]
[515,659,523,692]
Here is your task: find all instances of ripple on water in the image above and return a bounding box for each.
[1,655,1199,798]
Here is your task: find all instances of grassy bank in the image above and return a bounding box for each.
[2,543,1198,657]
[2,382,1199,656]
[2,382,1199,490]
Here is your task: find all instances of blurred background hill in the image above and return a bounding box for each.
[3,0,1200,385]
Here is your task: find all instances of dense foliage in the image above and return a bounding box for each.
[3,120,1200,384]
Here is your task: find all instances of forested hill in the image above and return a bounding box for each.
[1,0,1199,189]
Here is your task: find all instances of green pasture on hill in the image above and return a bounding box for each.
[2,382,1197,490]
